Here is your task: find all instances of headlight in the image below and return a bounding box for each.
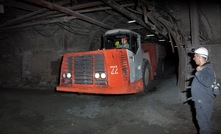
[101,73,106,79]
[67,73,71,78]
[95,73,100,78]
[62,73,66,78]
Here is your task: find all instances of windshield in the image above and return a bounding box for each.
[104,34,130,49]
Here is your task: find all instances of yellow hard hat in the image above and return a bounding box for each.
[115,41,120,46]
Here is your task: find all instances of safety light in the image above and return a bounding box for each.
[101,73,106,79]
[127,20,136,23]
[67,73,71,78]
[95,73,100,78]
[147,34,154,37]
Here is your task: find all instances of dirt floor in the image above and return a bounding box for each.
[0,68,221,134]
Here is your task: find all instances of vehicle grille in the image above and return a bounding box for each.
[94,54,107,85]
[60,56,73,84]
[74,54,106,84]
[120,52,129,79]
[66,56,72,73]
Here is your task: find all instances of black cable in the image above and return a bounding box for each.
[32,24,60,37]
[58,23,91,36]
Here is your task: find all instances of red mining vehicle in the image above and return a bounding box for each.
[56,29,165,94]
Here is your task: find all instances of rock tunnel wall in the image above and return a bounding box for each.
[173,1,221,88]
[0,23,103,88]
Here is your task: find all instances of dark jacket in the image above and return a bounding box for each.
[191,62,215,104]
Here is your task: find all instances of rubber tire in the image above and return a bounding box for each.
[142,61,150,90]
[156,58,165,79]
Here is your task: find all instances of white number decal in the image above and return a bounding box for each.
[110,66,118,74]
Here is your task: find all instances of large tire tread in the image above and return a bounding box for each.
[142,60,150,92]
[156,58,165,79]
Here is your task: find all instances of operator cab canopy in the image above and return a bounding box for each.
[103,29,140,54]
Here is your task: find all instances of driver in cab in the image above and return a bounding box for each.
[115,37,129,49]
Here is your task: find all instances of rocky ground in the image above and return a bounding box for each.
[0,71,221,134]
[0,56,221,134]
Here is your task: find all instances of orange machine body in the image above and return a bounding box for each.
[56,49,144,94]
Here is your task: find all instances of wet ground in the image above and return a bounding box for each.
[0,72,221,134]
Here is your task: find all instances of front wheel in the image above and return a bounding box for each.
[142,62,150,90]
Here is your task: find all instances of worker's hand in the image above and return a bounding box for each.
[196,66,204,71]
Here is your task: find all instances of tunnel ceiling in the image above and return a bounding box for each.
[0,0,182,45]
